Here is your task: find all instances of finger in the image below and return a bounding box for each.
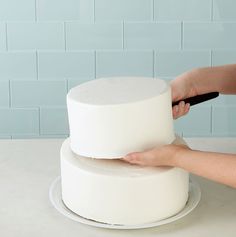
[173,101,185,119]
[172,105,179,119]
[123,151,152,165]
[123,152,141,163]
[178,101,186,116]
[184,103,190,114]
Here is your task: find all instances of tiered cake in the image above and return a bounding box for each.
[61,77,189,225]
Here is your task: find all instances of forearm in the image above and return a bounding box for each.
[188,64,236,95]
[173,149,236,188]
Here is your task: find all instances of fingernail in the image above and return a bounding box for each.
[180,101,185,107]
[123,154,131,160]
[175,106,179,113]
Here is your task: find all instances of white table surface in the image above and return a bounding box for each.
[0,138,236,237]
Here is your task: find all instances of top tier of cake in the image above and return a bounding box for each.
[68,76,168,105]
[67,77,175,159]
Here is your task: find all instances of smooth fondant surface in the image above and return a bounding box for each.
[67,77,175,158]
[61,138,189,225]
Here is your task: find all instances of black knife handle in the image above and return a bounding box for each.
[172,92,219,107]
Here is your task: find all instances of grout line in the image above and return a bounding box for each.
[152,0,155,21]
[211,0,214,21]
[152,50,155,78]
[122,21,125,49]
[210,50,213,67]
[35,0,37,21]
[8,80,11,107]
[181,21,183,50]
[94,51,97,78]
[93,0,96,23]
[5,23,8,51]
[38,107,41,135]
[66,79,69,92]
[36,51,39,80]
[63,22,67,50]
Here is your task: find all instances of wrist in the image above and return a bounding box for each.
[171,145,191,167]
[186,68,201,95]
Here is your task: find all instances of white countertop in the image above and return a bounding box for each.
[0,138,236,237]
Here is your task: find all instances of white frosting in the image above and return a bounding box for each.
[61,138,189,225]
[67,77,175,158]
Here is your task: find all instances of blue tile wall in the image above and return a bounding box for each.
[40,107,69,135]
[213,0,236,21]
[37,0,80,21]
[7,22,64,50]
[0,0,35,21]
[0,0,235,138]
[11,81,67,107]
[0,81,9,107]
[184,22,236,49]
[174,106,212,136]
[212,51,236,66]
[155,51,211,77]
[0,23,6,50]
[95,0,152,21]
[0,108,39,135]
[212,106,236,136]
[124,22,181,49]
[66,22,122,49]
[0,52,36,79]
[154,0,211,21]
[96,50,153,77]
[38,52,95,80]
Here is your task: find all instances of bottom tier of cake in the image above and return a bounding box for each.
[60,138,189,225]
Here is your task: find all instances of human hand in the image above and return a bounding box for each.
[171,70,199,119]
[123,140,190,167]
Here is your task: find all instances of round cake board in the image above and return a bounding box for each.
[49,177,201,230]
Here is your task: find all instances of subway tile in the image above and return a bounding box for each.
[38,52,95,80]
[0,81,9,107]
[174,106,211,136]
[0,108,39,135]
[0,23,6,51]
[7,22,64,50]
[96,51,153,78]
[212,50,236,66]
[40,107,69,135]
[213,0,236,21]
[37,0,95,21]
[66,22,122,50]
[95,0,152,21]
[37,0,94,21]
[155,51,211,77]
[0,135,11,139]
[0,0,35,20]
[199,94,236,106]
[124,22,181,50]
[0,52,36,80]
[11,81,67,107]
[37,0,78,20]
[154,0,211,21]
[68,78,94,90]
[212,106,236,136]
[213,95,236,105]
[184,22,236,49]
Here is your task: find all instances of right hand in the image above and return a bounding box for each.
[170,70,199,119]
